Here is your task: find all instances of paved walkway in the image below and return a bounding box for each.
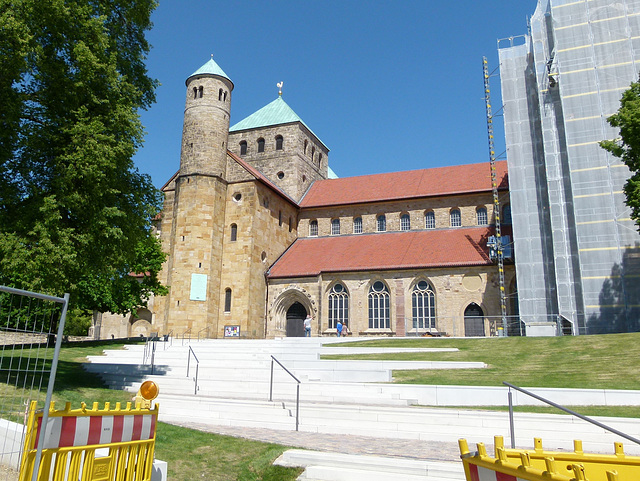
[174,421,466,462]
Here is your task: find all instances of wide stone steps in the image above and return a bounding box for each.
[275,450,466,481]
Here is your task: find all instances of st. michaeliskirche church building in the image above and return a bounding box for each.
[94,56,516,340]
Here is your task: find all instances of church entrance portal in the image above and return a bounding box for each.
[286,302,307,337]
[464,303,485,337]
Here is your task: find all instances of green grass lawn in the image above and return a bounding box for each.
[0,342,302,481]
[323,332,640,390]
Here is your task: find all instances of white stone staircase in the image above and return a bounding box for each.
[83,338,640,479]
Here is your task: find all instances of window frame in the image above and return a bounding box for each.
[239,141,247,155]
[328,283,349,329]
[275,135,283,150]
[377,214,386,232]
[425,211,436,229]
[412,280,436,330]
[368,281,390,329]
[257,138,265,153]
[400,214,411,231]
[476,207,488,226]
[353,217,363,234]
[450,209,461,227]
[331,218,340,235]
[309,220,318,237]
[230,223,237,242]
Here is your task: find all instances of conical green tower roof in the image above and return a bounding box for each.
[186,57,233,87]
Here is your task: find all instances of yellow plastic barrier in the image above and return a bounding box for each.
[20,400,159,481]
[459,436,640,481]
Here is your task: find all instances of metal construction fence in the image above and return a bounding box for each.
[0,286,69,481]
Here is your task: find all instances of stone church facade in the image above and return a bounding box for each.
[94,57,515,340]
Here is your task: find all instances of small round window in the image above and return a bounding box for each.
[372,281,386,292]
[277,171,285,179]
[333,283,344,293]
[233,193,242,202]
[417,280,429,290]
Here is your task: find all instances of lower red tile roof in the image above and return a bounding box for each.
[268,227,500,278]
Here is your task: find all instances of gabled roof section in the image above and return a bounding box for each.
[226,150,298,207]
[299,161,508,208]
[186,57,233,86]
[230,96,326,148]
[267,227,495,279]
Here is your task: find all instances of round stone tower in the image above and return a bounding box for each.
[180,56,234,178]
[163,57,235,338]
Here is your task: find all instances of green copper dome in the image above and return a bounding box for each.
[186,57,233,86]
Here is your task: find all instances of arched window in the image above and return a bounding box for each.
[198,86,203,98]
[412,280,435,330]
[331,218,340,235]
[503,205,512,225]
[223,91,227,101]
[230,223,237,242]
[368,281,390,329]
[328,283,349,329]
[425,211,435,229]
[224,288,232,312]
[311,147,315,162]
[377,214,386,232]
[450,209,461,227]
[309,220,318,236]
[289,217,293,233]
[318,153,323,165]
[239,141,247,155]
[476,207,488,226]
[218,88,223,101]
[257,138,265,153]
[400,214,410,231]
[353,217,363,234]
[275,135,283,150]
[193,87,198,99]
[279,210,282,226]
[303,139,308,154]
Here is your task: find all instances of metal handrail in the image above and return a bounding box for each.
[269,355,301,431]
[503,381,640,448]
[187,346,199,395]
[164,330,173,350]
[181,328,191,346]
[197,327,209,341]
[143,337,157,375]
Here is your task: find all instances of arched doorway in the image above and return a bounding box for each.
[464,303,485,337]
[128,308,152,337]
[286,302,307,337]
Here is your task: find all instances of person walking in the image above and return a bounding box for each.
[304,314,312,337]
[336,320,343,337]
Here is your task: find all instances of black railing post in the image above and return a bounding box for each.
[296,383,300,431]
[269,358,274,402]
[508,387,515,448]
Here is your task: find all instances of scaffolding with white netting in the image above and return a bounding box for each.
[498,0,640,334]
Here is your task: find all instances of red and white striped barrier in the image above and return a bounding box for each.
[35,414,156,449]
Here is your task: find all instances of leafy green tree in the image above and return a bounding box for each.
[0,0,167,315]
[601,80,640,229]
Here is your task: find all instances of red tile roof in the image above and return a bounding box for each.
[299,161,508,208]
[268,227,498,278]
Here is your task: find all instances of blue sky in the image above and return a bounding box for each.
[135,1,537,188]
